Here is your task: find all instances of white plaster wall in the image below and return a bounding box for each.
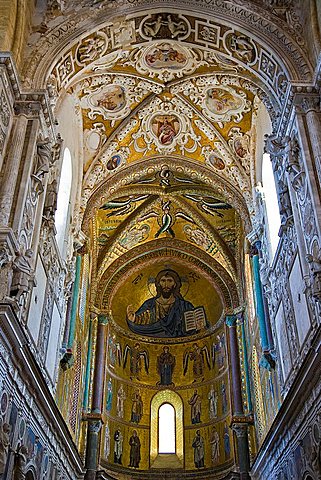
[288,255,311,347]
[275,302,292,382]
[46,302,62,380]
[28,255,47,344]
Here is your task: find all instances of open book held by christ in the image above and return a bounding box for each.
[184,307,207,332]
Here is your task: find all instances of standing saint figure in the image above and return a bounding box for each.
[106,379,113,412]
[210,425,220,464]
[224,423,231,459]
[0,422,11,477]
[192,430,205,468]
[129,430,141,468]
[157,346,176,385]
[208,386,218,419]
[131,389,143,424]
[188,390,202,424]
[116,385,126,418]
[114,429,123,464]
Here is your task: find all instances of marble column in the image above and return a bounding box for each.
[226,312,251,477]
[232,423,251,479]
[67,254,82,350]
[92,314,108,413]
[0,115,28,226]
[84,314,108,480]
[301,96,321,196]
[85,420,102,480]
[250,244,269,352]
[254,241,274,351]
[226,313,244,415]
[83,315,93,411]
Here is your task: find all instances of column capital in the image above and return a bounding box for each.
[225,313,237,327]
[14,100,42,118]
[294,92,320,113]
[246,228,262,249]
[231,423,249,439]
[98,313,108,325]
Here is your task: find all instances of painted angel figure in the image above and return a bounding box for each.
[123,343,149,381]
[183,343,212,382]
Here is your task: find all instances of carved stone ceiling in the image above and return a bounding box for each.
[24,2,311,283]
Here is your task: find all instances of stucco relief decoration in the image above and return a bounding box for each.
[79,74,162,125]
[171,76,251,128]
[228,127,250,171]
[0,88,11,155]
[201,144,252,207]
[124,42,203,82]
[75,32,109,66]
[204,86,250,124]
[133,97,201,154]
[57,53,74,86]
[140,13,190,41]
[110,20,136,48]
[81,144,131,207]
[225,32,257,65]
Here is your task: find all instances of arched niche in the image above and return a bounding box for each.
[150,390,183,468]
[25,470,36,480]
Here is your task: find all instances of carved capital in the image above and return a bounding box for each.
[231,422,248,439]
[88,419,103,434]
[14,100,42,118]
[300,95,320,114]
[98,314,108,325]
[247,228,263,248]
[225,313,237,327]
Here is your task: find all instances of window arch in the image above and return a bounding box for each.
[158,403,175,454]
[55,147,72,254]
[150,390,183,467]
[261,152,281,259]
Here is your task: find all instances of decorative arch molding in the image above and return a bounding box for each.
[150,390,184,465]
[23,3,312,91]
[96,238,240,311]
[81,155,251,235]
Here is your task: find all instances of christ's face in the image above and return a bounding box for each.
[159,275,176,298]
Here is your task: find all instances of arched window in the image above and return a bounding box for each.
[55,147,72,254]
[261,153,281,260]
[158,403,175,454]
[150,390,183,468]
